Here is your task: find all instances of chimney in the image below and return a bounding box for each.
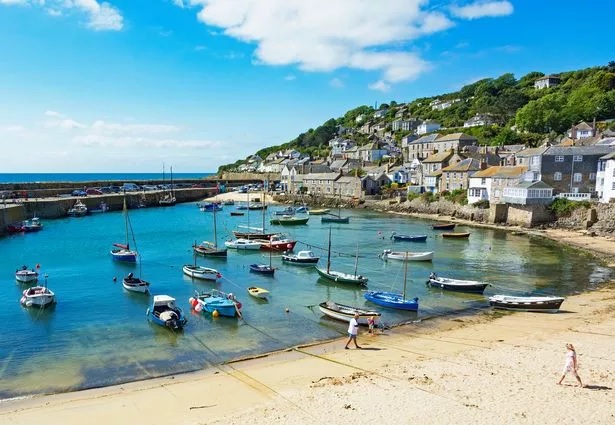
[593,117,597,136]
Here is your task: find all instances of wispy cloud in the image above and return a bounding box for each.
[368,80,391,93]
[329,78,344,89]
[450,1,513,20]
[284,74,296,81]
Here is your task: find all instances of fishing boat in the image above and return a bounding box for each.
[442,232,470,239]
[257,234,297,251]
[321,191,349,223]
[270,215,309,226]
[364,252,419,311]
[426,273,489,294]
[296,206,308,214]
[282,250,319,265]
[198,202,222,212]
[5,222,25,233]
[247,286,269,299]
[147,295,187,330]
[390,232,427,242]
[315,228,368,285]
[20,273,56,308]
[318,301,381,325]
[15,265,39,283]
[224,238,262,250]
[432,223,455,230]
[488,295,565,313]
[379,249,433,262]
[159,164,176,206]
[122,272,150,293]
[110,198,138,263]
[193,200,227,257]
[272,206,296,216]
[67,199,88,217]
[22,217,43,232]
[189,289,242,317]
[250,243,275,275]
[182,264,222,281]
[308,208,330,215]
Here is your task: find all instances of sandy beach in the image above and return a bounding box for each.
[2,195,614,424]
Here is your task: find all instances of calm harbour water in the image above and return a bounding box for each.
[0,203,611,398]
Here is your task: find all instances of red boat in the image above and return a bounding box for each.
[6,223,25,234]
[257,235,297,252]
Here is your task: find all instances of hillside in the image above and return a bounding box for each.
[218,62,615,173]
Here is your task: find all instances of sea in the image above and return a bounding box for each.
[0,173,212,184]
[0,201,612,399]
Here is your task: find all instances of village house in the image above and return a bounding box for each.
[373,108,387,119]
[303,172,341,196]
[417,120,441,135]
[361,173,392,196]
[431,132,477,153]
[502,180,554,205]
[440,158,483,192]
[358,142,387,163]
[467,166,528,204]
[534,74,561,89]
[430,98,460,110]
[567,121,596,140]
[336,176,363,199]
[359,122,372,134]
[329,138,354,157]
[422,150,462,193]
[392,118,421,132]
[463,113,495,128]
[404,133,440,161]
[513,146,549,181]
[596,151,615,202]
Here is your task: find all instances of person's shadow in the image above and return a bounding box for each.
[584,384,611,390]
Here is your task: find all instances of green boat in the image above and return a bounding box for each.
[270,215,309,225]
[315,228,368,285]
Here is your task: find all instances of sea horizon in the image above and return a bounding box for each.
[0,173,215,184]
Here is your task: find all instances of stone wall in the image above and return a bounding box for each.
[555,203,615,234]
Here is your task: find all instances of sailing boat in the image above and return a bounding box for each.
[315,228,368,285]
[249,235,275,275]
[159,164,176,206]
[232,190,276,240]
[110,198,138,263]
[193,198,228,257]
[364,252,419,311]
[182,251,222,281]
[321,188,349,223]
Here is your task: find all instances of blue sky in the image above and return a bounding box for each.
[0,0,613,173]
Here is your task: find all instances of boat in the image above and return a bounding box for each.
[159,164,176,206]
[110,198,138,263]
[390,232,427,242]
[147,295,187,330]
[232,192,276,240]
[296,206,308,214]
[193,200,227,257]
[90,202,109,213]
[5,222,25,233]
[22,217,43,232]
[223,200,235,206]
[189,289,242,317]
[442,232,470,239]
[282,250,319,265]
[257,234,297,251]
[308,208,330,215]
[15,265,39,283]
[230,211,245,216]
[364,252,419,311]
[320,191,349,223]
[122,272,150,293]
[250,243,275,275]
[248,202,267,210]
[315,228,368,285]
[67,199,88,217]
[247,286,269,299]
[426,273,489,294]
[488,295,565,313]
[318,301,381,325]
[272,206,296,216]
[270,215,309,225]
[199,202,222,212]
[224,238,262,250]
[379,249,433,262]
[182,264,222,281]
[432,223,455,230]
[20,273,55,308]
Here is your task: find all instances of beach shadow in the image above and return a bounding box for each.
[584,384,611,391]
[358,347,382,351]
[555,310,576,314]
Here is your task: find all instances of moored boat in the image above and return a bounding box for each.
[247,286,269,299]
[321,215,350,224]
[224,238,262,250]
[272,206,296,216]
[432,223,455,230]
[379,249,433,262]
[270,215,309,225]
[249,263,275,275]
[193,241,228,257]
[442,232,470,239]
[122,272,150,293]
[22,217,43,232]
[189,289,242,317]
[110,198,138,263]
[318,301,381,325]
[365,252,419,311]
[488,295,565,313]
[230,211,245,216]
[282,250,319,265]
[67,200,88,217]
[147,295,187,330]
[20,273,55,308]
[315,229,368,285]
[182,264,222,281]
[308,208,330,215]
[390,232,427,242]
[15,265,39,283]
[257,235,297,251]
[426,273,489,294]
[199,202,222,212]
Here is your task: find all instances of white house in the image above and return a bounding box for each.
[430,99,459,110]
[467,166,528,204]
[597,151,615,202]
[534,74,561,89]
[417,120,441,135]
[464,114,495,128]
[329,138,354,157]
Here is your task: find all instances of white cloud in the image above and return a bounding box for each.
[368,80,391,93]
[450,1,513,20]
[0,0,123,31]
[90,120,180,134]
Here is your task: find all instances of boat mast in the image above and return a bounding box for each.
[403,251,408,299]
[326,227,331,274]
[170,166,174,199]
[212,199,218,248]
[123,197,129,249]
[261,180,266,234]
[353,243,359,277]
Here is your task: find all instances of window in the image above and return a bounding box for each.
[573,173,582,182]
[554,156,564,162]
[573,155,582,162]
[612,182,615,190]
[589,173,596,181]
[531,156,539,165]
[481,178,486,185]
[554,172,562,181]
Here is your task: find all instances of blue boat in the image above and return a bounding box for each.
[199,202,222,212]
[249,264,275,275]
[190,290,242,317]
[296,206,308,214]
[390,232,427,242]
[364,251,419,311]
[147,295,187,330]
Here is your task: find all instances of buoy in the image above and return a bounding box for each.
[212,309,219,317]
[194,303,202,313]
[285,307,290,313]
[113,277,117,282]
[286,243,292,249]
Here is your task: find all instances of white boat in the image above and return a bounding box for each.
[379,249,433,262]
[224,238,262,250]
[426,273,489,294]
[122,272,150,293]
[247,286,269,299]
[15,265,38,283]
[489,295,565,313]
[282,250,319,265]
[67,200,88,217]
[318,301,380,325]
[20,273,55,308]
[182,264,221,281]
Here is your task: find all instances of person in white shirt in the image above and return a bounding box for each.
[344,313,361,349]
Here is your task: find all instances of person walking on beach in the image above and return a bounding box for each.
[367,315,376,336]
[345,313,361,349]
[557,343,584,387]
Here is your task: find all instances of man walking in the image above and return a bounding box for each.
[344,313,362,349]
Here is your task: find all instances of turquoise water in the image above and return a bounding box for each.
[0,204,611,398]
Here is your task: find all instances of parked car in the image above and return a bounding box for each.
[121,183,140,192]
[100,186,113,194]
[71,189,87,197]
[86,188,103,195]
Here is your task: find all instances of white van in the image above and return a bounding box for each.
[122,183,141,192]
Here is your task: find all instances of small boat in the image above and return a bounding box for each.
[190,289,242,317]
[426,273,489,294]
[67,200,88,217]
[432,223,455,230]
[318,301,381,325]
[315,229,368,285]
[232,229,277,240]
[110,199,138,263]
[249,263,275,275]
[182,264,221,281]
[270,215,309,226]
[6,223,25,233]
[20,273,55,308]
[442,232,470,239]
[230,211,245,216]
[224,238,262,250]
[390,232,427,242]
[488,295,565,313]
[223,200,235,206]
[257,235,297,252]
[15,265,39,283]
[308,208,330,215]
[193,203,227,257]
[147,295,187,330]
[379,249,433,262]
[247,286,269,299]
[248,202,267,210]
[122,272,150,293]
[365,252,419,311]
[199,202,222,212]
[296,206,308,214]
[22,217,43,232]
[321,215,350,224]
[272,207,296,216]
[282,250,319,265]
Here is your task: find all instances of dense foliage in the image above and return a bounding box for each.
[549,198,592,217]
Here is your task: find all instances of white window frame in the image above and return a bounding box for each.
[573,155,582,162]
[589,172,596,181]
[554,172,562,181]
[555,156,564,162]
[573,173,582,183]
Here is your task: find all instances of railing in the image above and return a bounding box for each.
[554,193,591,201]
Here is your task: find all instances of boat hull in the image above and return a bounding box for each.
[193,244,228,257]
[318,301,380,325]
[224,239,261,250]
[489,295,564,313]
[21,286,56,308]
[247,286,269,299]
[182,265,221,281]
[442,232,470,239]
[15,270,38,284]
[122,277,149,293]
[232,231,276,240]
[432,223,455,230]
[270,217,309,225]
[282,256,319,265]
[426,277,488,294]
[380,250,433,261]
[364,291,419,311]
[315,267,368,285]
[249,264,275,275]
[321,216,349,223]
[391,234,427,242]
[110,249,137,263]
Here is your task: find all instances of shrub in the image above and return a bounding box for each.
[549,198,591,217]
[443,188,468,205]
[407,192,421,201]
[473,200,490,209]
[420,192,436,203]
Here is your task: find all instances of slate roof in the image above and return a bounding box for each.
[512,180,552,189]
[304,172,341,181]
[408,133,440,145]
[433,132,477,143]
[422,150,454,163]
[515,146,549,157]
[543,146,615,156]
[441,158,481,172]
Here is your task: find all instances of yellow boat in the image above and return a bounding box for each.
[247,286,270,299]
[308,208,330,215]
